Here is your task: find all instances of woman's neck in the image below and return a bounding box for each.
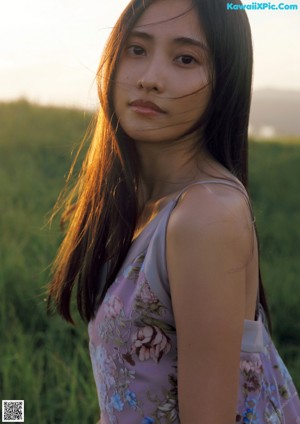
[135,137,206,200]
[134,136,232,206]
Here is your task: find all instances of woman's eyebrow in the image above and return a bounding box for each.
[129,30,152,41]
[129,30,207,51]
[173,37,208,51]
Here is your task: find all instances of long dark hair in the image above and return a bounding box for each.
[47,0,271,329]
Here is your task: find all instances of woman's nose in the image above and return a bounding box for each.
[137,57,165,93]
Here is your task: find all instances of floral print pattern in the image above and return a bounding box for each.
[131,325,171,363]
[89,254,178,424]
[236,348,300,423]
[103,295,123,319]
[89,251,300,424]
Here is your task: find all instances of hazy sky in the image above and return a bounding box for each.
[1,0,299,108]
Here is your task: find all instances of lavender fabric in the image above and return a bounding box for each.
[88,180,300,424]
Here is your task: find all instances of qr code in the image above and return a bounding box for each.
[2,400,24,422]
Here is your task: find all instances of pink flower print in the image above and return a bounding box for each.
[140,281,159,304]
[240,356,263,393]
[131,325,171,363]
[240,356,263,374]
[103,295,123,318]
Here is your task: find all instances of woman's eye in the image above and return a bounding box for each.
[127,45,146,56]
[176,55,197,65]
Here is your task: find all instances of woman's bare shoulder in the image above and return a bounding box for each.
[169,181,252,235]
[165,181,255,274]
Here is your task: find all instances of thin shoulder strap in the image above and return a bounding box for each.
[174,178,256,224]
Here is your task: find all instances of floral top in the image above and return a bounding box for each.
[88,179,300,424]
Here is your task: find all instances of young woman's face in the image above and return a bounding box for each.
[113,0,211,144]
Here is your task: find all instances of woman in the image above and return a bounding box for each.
[47,0,300,422]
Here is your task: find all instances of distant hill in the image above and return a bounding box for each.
[250,89,300,137]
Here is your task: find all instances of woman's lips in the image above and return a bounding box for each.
[129,99,166,116]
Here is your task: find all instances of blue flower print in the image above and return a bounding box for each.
[125,389,138,407]
[242,399,257,424]
[111,392,124,411]
[142,417,155,424]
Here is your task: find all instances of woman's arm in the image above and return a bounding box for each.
[166,185,253,423]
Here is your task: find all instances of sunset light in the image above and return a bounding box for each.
[0,0,299,107]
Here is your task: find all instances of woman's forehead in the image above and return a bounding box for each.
[132,0,203,38]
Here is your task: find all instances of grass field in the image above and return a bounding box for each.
[1,100,299,423]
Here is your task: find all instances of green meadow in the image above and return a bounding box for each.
[1,100,299,423]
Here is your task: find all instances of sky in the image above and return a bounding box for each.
[0,0,299,109]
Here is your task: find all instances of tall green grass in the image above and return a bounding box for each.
[0,100,299,423]
[0,100,99,423]
[249,141,300,382]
